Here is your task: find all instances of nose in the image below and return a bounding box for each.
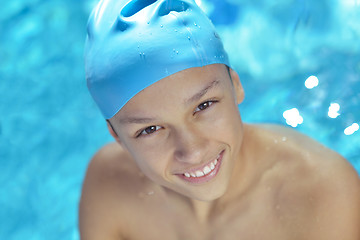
[172,125,208,164]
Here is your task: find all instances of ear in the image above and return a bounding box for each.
[106,120,122,144]
[229,68,245,104]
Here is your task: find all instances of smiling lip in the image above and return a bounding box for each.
[176,150,224,184]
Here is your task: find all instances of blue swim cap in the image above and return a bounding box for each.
[85,0,230,119]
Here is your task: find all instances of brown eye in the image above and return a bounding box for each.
[137,125,161,137]
[199,102,210,110]
[194,100,217,113]
[145,126,157,134]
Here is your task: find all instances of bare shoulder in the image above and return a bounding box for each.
[252,124,360,239]
[79,143,151,240]
[254,123,355,166]
[254,123,360,193]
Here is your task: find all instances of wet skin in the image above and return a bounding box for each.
[79,64,360,240]
[108,64,246,202]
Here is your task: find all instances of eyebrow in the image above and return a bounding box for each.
[119,117,156,124]
[184,79,220,105]
[119,79,220,125]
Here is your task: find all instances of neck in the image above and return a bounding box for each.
[216,124,261,206]
[179,124,262,226]
[191,198,213,225]
[188,124,259,225]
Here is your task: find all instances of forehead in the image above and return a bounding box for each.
[114,64,230,118]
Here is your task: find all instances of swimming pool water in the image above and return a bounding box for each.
[1,0,359,239]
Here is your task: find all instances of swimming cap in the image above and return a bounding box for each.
[85,0,230,119]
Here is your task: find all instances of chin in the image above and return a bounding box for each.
[191,190,226,202]
[170,181,229,202]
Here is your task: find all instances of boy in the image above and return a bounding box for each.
[79,0,360,239]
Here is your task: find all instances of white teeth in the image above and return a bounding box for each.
[195,170,204,177]
[182,153,221,178]
[203,166,211,175]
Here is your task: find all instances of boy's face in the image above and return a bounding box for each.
[109,64,245,201]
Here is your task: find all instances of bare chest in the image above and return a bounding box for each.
[122,197,301,240]
[120,158,316,240]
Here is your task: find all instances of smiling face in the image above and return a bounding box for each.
[109,64,245,201]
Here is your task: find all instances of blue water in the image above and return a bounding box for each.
[0,0,359,239]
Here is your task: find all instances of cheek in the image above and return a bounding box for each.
[205,102,242,137]
[126,143,169,178]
